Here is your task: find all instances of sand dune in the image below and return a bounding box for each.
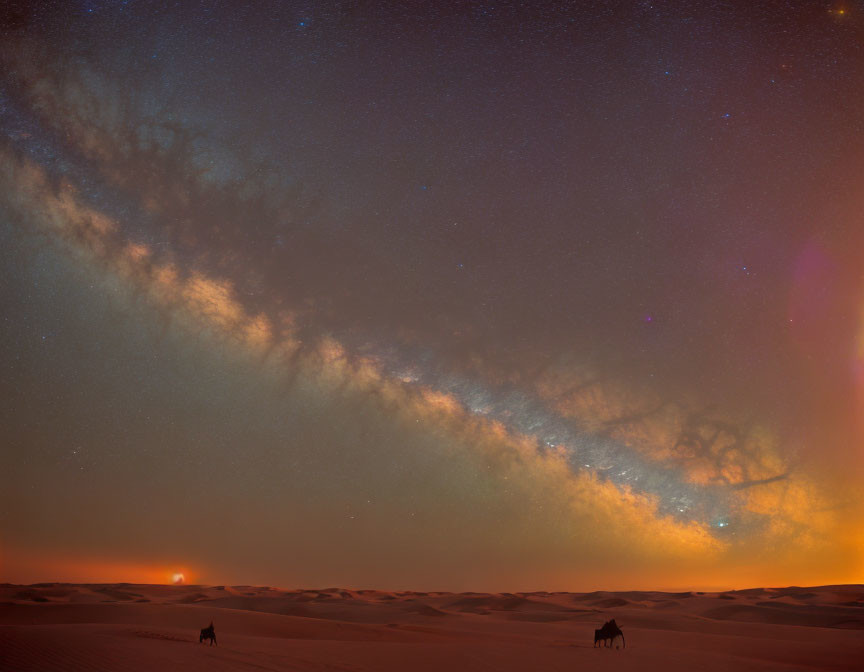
[1,583,862,671]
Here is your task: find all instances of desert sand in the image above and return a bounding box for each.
[1,583,862,671]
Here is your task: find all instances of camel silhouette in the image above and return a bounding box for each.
[593,619,625,648]
[199,621,217,646]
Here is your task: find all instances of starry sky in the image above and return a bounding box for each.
[1,0,863,591]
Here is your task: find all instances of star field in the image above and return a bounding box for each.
[0,0,863,589]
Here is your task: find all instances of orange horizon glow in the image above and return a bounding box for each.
[0,550,197,586]
[2,545,862,593]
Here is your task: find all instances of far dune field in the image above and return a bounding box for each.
[1,583,862,671]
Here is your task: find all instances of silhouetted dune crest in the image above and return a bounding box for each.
[590,597,630,608]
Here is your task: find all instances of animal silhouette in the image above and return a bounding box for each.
[593,619,625,648]
[199,621,217,646]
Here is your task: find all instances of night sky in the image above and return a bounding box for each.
[1,0,862,591]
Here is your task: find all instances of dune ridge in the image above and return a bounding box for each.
[1,583,862,671]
